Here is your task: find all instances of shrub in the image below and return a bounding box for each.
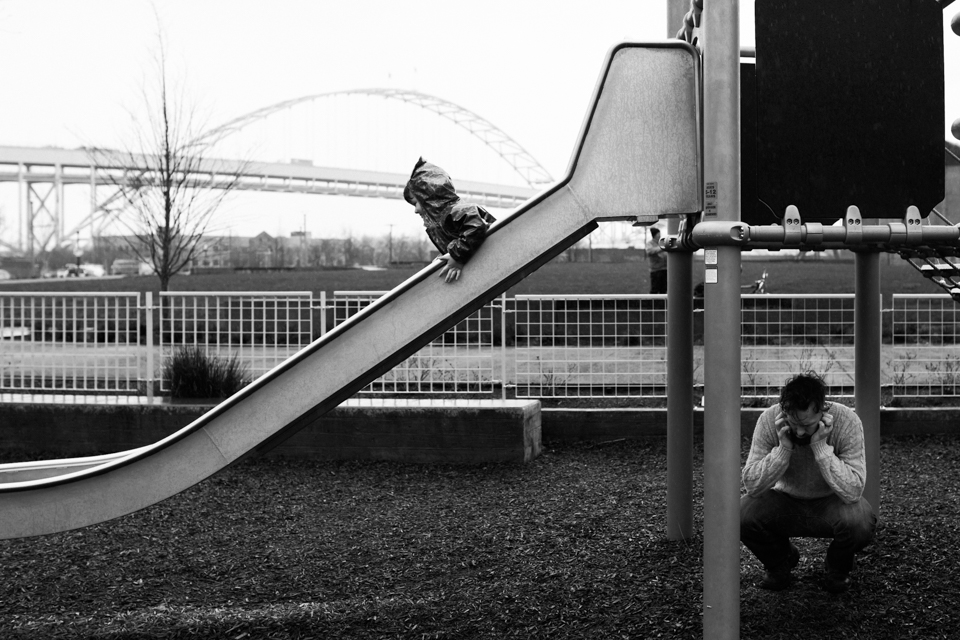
[165,346,250,399]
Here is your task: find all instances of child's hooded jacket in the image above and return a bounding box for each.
[403,158,496,264]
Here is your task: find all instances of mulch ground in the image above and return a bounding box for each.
[1,434,958,639]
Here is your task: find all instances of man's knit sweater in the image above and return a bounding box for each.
[742,402,867,504]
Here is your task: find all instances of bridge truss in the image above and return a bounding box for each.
[0,89,549,257]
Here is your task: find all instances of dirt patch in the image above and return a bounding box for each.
[2,434,959,638]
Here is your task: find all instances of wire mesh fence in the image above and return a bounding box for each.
[331,291,498,394]
[888,294,960,397]
[0,292,142,394]
[739,294,858,398]
[3,290,960,403]
[511,295,668,398]
[157,291,314,392]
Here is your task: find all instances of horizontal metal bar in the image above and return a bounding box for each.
[159,291,312,297]
[332,291,389,296]
[891,293,954,300]
[683,221,960,249]
[0,292,139,299]
[513,294,665,301]
[741,293,855,299]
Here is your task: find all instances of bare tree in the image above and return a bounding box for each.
[87,29,247,291]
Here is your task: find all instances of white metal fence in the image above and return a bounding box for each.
[511,295,668,397]
[888,294,960,397]
[2,290,960,403]
[738,294,859,398]
[332,291,499,394]
[157,291,315,392]
[0,292,142,394]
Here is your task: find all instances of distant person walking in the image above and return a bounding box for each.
[646,227,667,294]
[403,158,496,283]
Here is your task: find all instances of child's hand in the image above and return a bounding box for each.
[437,254,464,283]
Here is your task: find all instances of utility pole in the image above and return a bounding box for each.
[388,224,394,265]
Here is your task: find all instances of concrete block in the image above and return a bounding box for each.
[0,399,542,465]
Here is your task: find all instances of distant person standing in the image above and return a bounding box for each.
[403,157,496,283]
[646,227,667,294]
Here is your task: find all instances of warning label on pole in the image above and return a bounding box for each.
[704,181,718,218]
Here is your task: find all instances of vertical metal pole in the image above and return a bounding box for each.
[26,183,35,259]
[55,164,64,247]
[702,1,741,638]
[501,293,508,401]
[90,166,97,241]
[665,0,695,544]
[855,251,881,514]
[17,163,25,254]
[667,0,688,36]
[145,291,155,403]
[666,236,694,540]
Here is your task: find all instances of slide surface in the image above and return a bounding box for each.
[0,42,701,539]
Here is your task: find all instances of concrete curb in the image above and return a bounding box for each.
[0,400,543,464]
[0,403,955,462]
[542,407,960,440]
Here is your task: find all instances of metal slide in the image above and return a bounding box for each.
[0,42,701,539]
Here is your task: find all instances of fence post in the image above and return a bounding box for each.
[319,291,327,337]
[145,291,154,402]
[501,293,508,400]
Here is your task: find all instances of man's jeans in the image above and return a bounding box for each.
[740,490,877,574]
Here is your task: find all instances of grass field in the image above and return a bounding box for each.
[2,254,945,298]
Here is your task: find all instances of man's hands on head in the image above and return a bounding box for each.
[437,254,464,283]
[776,409,834,450]
[775,412,794,451]
[810,412,834,444]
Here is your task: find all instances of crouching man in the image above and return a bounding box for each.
[740,372,877,593]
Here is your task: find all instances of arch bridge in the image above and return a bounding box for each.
[0,89,550,256]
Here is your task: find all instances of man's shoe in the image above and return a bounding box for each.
[759,569,793,590]
[822,561,851,594]
[822,572,851,593]
[759,544,800,591]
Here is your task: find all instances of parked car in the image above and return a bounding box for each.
[56,263,105,278]
[111,259,140,276]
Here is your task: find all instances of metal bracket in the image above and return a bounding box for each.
[690,220,750,246]
[904,205,923,244]
[782,205,802,246]
[632,215,660,227]
[843,206,863,244]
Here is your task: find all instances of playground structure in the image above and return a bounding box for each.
[0,40,702,537]
[0,2,958,639]
[670,1,956,638]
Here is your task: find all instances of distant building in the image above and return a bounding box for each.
[98,231,360,271]
[0,256,38,279]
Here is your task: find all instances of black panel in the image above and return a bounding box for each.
[740,61,772,225]
[755,0,944,222]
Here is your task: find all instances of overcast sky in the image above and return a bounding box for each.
[0,0,957,244]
